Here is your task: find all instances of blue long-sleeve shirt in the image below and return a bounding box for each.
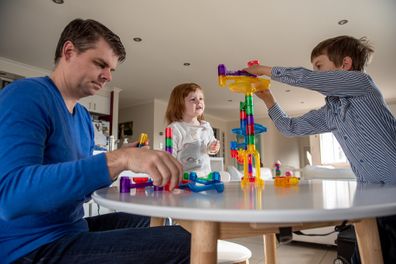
[268,67,396,184]
[0,77,112,263]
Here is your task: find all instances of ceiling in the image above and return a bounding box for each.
[1,0,395,121]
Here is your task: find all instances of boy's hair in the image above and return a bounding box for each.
[165,83,204,125]
[311,35,374,71]
[54,18,126,64]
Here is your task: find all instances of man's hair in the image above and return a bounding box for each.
[54,18,126,64]
[165,83,204,125]
[311,35,374,71]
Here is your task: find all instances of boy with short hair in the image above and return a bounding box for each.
[244,35,396,263]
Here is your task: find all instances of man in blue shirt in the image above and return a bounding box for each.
[244,35,396,263]
[0,19,190,264]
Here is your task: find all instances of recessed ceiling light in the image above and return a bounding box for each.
[52,0,64,4]
[133,37,142,42]
[338,19,348,25]
[183,63,191,66]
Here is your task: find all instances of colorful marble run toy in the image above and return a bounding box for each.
[218,60,270,94]
[120,128,224,193]
[273,161,299,187]
[178,171,224,193]
[137,133,148,148]
[218,60,270,187]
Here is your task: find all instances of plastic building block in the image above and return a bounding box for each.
[219,61,270,188]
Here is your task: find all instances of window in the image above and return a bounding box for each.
[319,132,348,165]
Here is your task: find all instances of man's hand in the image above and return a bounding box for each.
[106,147,183,190]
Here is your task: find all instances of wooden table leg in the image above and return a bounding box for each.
[354,218,383,264]
[150,217,164,227]
[191,221,219,264]
[264,233,277,264]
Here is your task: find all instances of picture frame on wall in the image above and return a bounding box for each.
[118,121,133,139]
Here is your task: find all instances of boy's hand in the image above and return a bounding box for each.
[255,89,276,109]
[208,140,220,155]
[243,65,272,77]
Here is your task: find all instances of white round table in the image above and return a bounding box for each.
[93,180,396,264]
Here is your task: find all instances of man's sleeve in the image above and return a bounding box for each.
[0,84,111,220]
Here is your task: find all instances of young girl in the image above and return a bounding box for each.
[165,83,220,177]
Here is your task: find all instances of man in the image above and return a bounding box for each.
[0,18,190,264]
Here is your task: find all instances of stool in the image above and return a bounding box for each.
[217,240,252,264]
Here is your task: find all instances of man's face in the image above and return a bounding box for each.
[183,89,205,120]
[67,38,119,97]
[312,54,341,72]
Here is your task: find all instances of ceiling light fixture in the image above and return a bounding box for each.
[52,0,64,4]
[338,19,348,25]
[183,63,191,66]
[133,37,142,42]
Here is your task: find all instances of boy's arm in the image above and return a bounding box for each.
[245,65,374,97]
[255,89,330,136]
[269,103,331,136]
[256,89,329,136]
[271,67,373,97]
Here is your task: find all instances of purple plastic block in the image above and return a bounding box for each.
[218,64,226,75]
[120,176,131,193]
[154,186,164,191]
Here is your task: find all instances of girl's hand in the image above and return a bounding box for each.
[208,140,220,155]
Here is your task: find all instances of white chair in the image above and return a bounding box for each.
[217,240,252,264]
[226,166,243,181]
[301,165,356,180]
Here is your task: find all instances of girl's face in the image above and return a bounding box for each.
[183,89,205,120]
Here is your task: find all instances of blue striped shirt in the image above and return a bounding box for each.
[268,67,396,184]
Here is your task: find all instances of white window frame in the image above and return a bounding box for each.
[319,132,349,167]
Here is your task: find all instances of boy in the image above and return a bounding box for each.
[244,35,396,263]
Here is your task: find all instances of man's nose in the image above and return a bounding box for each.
[100,69,112,82]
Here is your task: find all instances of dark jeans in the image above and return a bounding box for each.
[14,212,191,264]
[352,214,396,264]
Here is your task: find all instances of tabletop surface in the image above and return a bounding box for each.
[92,180,396,223]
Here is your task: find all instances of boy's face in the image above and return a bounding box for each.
[312,54,342,72]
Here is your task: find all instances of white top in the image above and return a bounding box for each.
[92,180,396,223]
[168,121,217,176]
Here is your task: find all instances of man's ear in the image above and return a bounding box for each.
[341,56,353,71]
[62,40,75,61]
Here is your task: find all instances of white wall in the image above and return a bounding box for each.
[153,99,168,150]
[118,101,154,146]
[389,101,396,116]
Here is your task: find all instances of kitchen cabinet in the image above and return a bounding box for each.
[79,93,110,115]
